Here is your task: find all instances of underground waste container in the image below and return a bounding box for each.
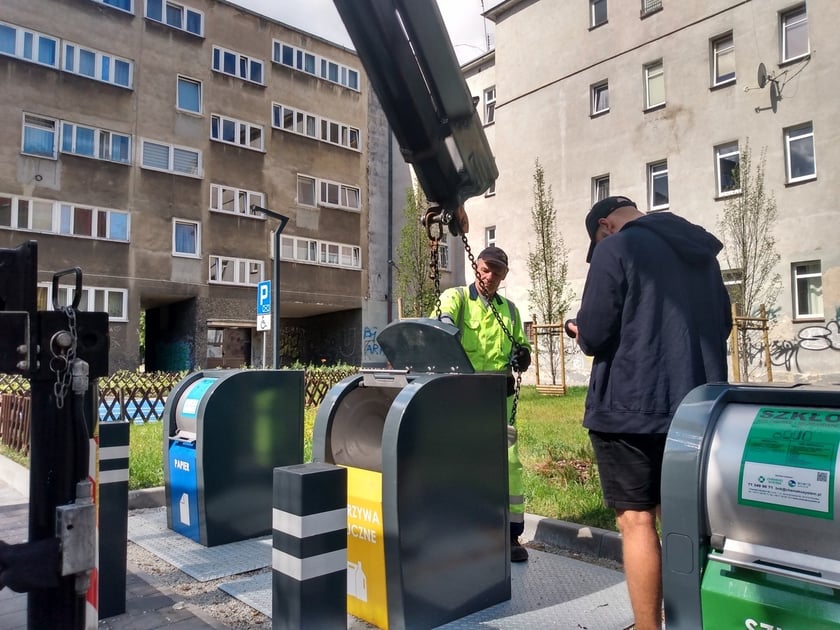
[661,383,840,629]
[312,318,511,630]
[163,368,304,546]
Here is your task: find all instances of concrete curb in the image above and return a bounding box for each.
[128,486,166,510]
[524,512,623,565]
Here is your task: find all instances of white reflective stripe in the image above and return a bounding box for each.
[99,469,129,484]
[99,445,129,460]
[510,512,525,523]
[273,507,346,538]
[272,547,346,581]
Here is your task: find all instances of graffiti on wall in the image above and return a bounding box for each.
[363,326,384,361]
[769,316,840,372]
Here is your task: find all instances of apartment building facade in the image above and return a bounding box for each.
[0,0,414,371]
[465,0,840,383]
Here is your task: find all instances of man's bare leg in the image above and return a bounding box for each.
[616,507,661,630]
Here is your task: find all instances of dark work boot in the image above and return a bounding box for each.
[510,535,529,563]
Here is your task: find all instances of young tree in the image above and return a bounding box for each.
[526,159,574,383]
[395,184,437,317]
[717,141,782,380]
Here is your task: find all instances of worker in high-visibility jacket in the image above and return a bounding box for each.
[435,245,532,562]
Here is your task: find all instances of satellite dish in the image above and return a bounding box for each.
[757,63,767,89]
[770,81,779,113]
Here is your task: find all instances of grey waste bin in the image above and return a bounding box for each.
[163,369,304,546]
[312,318,511,630]
[662,383,840,629]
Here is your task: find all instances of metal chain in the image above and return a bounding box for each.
[427,222,443,319]
[51,306,78,409]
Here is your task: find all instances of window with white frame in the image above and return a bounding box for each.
[297,175,316,207]
[784,122,815,183]
[272,40,360,91]
[722,269,744,310]
[22,114,57,158]
[211,45,264,85]
[271,103,361,151]
[792,261,822,319]
[140,139,201,177]
[484,86,496,124]
[781,5,808,63]
[644,60,665,109]
[145,0,204,36]
[60,121,130,164]
[279,236,361,270]
[485,226,496,248]
[0,21,59,68]
[647,161,669,210]
[92,0,133,13]
[641,0,663,16]
[211,114,264,151]
[592,175,610,203]
[210,184,263,217]
[591,0,607,27]
[297,175,360,211]
[177,76,202,114]
[172,218,200,257]
[711,33,735,86]
[591,81,609,115]
[63,41,133,88]
[0,194,128,241]
[43,283,128,320]
[209,255,263,286]
[715,142,740,196]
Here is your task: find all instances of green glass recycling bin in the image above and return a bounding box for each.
[661,383,840,629]
[163,369,304,546]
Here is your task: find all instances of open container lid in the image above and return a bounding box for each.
[376,318,475,374]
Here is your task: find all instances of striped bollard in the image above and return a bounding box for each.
[98,421,130,619]
[273,463,347,630]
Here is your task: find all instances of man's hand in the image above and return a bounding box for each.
[564,319,578,339]
[510,346,531,372]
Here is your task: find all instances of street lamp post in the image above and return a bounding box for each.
[252,205,290,369]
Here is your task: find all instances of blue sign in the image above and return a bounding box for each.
[257,280,271,315]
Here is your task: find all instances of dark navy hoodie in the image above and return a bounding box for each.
[576,212,732,433]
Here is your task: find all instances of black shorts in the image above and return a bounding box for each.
[588,431,668,511]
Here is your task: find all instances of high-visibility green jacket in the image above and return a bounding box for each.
[436,284,531,373]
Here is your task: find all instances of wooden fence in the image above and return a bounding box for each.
[0,394,31,455]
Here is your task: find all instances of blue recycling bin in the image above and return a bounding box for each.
[163,369,304,546]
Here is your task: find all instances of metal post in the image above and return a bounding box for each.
[252,206,290,369]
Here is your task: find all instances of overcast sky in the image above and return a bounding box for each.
[227,0,496,64]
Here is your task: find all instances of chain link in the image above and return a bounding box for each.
[52,306,78,409]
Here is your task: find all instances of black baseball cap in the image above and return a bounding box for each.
[585,196,636,262]
[477,246,509,270]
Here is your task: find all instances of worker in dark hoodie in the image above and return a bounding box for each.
[565,196,731,630]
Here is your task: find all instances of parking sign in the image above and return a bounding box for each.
[257,280,271,315]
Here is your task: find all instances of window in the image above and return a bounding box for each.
[781,5,808,63]
[177,76,201,114]
[722,269,744,310]
[92,0,133,13]
[591,0,607,27]
[591,81,609,115]
[784,122,815,183]
[271,103,361,151]
[641,0,662,16]
[484,86,496,124]
[792,261,822,319]
[715,142,740,196]
[712,34,735,86]
[0,193,130,242]
[210,184,263,216]
[209,255,263,286]
[45,284,128,321]
[211,114,264,151]
[173,219,200,257]
[280,236,361,270]
[63,41,133,88]
[647,161,669,210]
[212,45,264,85]
[272,40,360,91]
[297,175,360,211]
[0,21,59,68]
[22,114,57,158]
[61,122,131,163]
[592,175,610,203]
[438,234,450,271]
[644,61,665,109]
[485,226,496,248]
[145,0,204,36]
[140,139,201,177]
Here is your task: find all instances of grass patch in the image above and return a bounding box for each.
[129,421,164,490]
[0,442,29,468]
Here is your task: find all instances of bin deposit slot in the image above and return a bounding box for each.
[329,386,399,472]
[714,539,840,589]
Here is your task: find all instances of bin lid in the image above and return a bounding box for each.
[376,318,475,373]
